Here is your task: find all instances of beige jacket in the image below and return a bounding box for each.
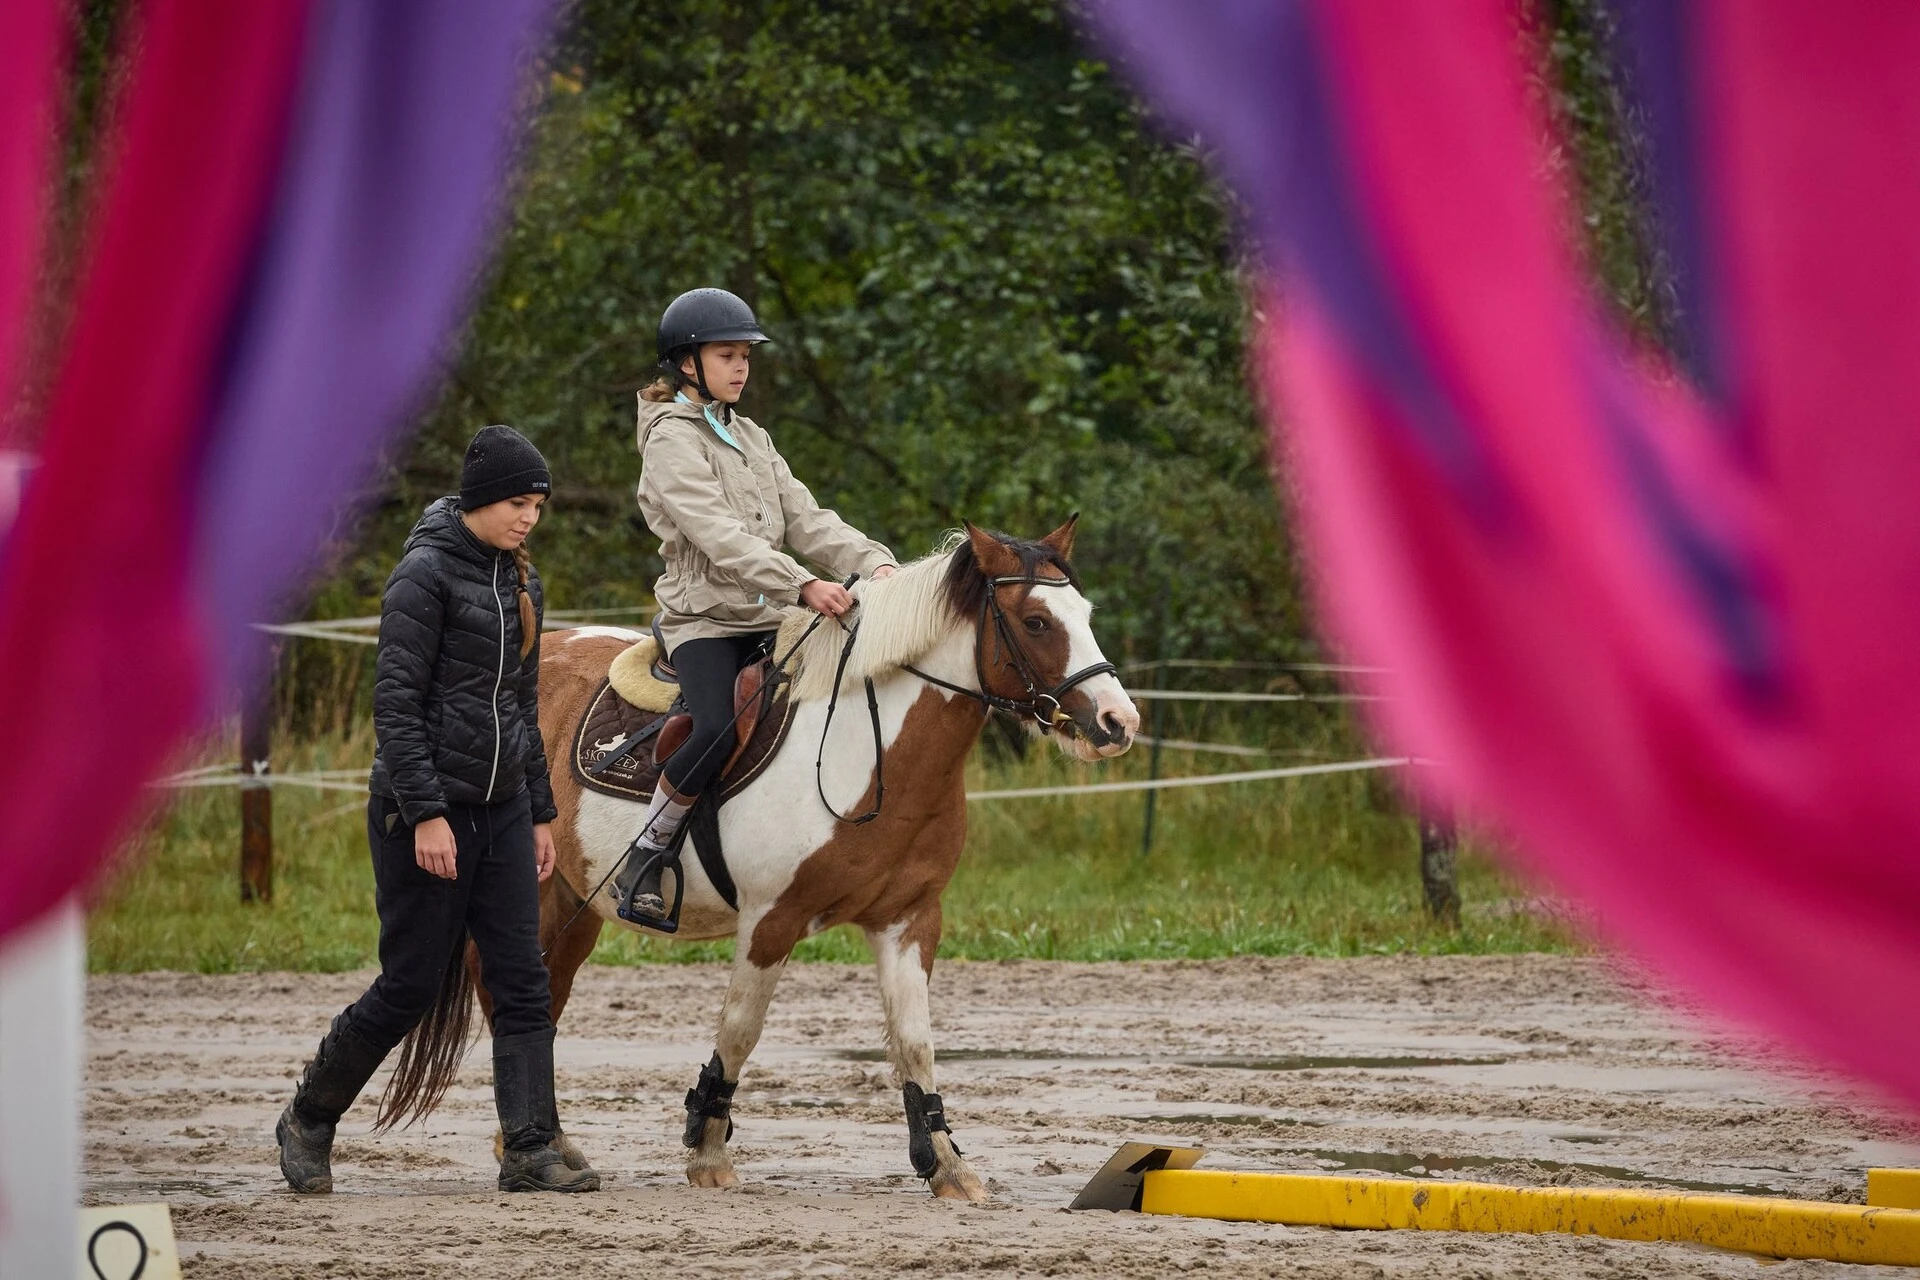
[636,395,895,652]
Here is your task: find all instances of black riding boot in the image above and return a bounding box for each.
[275,1009,390,1193]
[494,1028,600,1193]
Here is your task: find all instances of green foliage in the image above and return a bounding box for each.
[326,0,1296,669]
[1535,0,1678,349]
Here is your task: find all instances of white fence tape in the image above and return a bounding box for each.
[255,607,651,645]
[153,756,1408,801]
[1129,689,1383,704]
[153,771,367,794]
[254,621,379,644]
[1134,734,1270,758]
[1119,658,1391,675]
[965,756,1409,802]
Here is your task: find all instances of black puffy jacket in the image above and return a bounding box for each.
[368,497,557,826]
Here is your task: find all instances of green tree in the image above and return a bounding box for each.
[329,0,1299,665]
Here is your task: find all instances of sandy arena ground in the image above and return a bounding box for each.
[84,955,1920,1278]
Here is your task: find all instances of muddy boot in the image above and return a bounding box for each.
[609,842,672,923]
[275,1009,389,1194]
[609,782,697,927]
[494,1028,600,1193]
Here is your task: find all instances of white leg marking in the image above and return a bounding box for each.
[867,922,987,1202]
[687,925,784,1189]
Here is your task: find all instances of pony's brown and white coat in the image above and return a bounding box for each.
[476,526,1138,1200]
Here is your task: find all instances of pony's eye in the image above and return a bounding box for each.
[1023,615,1048,635]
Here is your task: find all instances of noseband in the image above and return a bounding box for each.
[905,574,1118,736]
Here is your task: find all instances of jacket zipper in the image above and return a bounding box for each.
[485,555,505,802]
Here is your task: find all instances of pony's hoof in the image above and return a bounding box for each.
[687,1164,739,1189]
[930,1169,989,1202]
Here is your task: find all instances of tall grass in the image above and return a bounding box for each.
[88,697,1572,973]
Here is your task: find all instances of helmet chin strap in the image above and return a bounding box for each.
[680,344,731,423]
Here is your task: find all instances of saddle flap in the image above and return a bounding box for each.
[573,662,797,807]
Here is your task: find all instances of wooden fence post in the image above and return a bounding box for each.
[1419,809,1459,925]
[239,667,274,903]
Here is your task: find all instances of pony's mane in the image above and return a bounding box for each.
[777,530,1079,703]
[778,534,967,703]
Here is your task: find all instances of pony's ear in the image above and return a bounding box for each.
[965,521,1022,578]
[1040,512,1080,562]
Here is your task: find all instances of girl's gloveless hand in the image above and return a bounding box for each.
[415,816,458,880]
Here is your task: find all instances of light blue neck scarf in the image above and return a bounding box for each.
[676,391,741,452]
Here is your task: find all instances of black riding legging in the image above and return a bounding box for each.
[346,790,553,1050]
[660,630,774,795]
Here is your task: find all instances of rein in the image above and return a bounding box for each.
[904,574,1117,736]
[815,617,885,825]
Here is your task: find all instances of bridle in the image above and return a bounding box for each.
[904,573,1118,737]
[814,571,1113,827]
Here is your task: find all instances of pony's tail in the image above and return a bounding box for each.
[512,545,537,660]
[372,931,475,1131]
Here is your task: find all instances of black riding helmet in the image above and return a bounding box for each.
[656,288,769,420]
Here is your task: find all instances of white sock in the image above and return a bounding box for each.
[639,788,693,849]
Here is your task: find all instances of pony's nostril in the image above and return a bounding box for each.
[1099,710,1129,744]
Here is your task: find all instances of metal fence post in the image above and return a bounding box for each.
[1140,580,1171,855]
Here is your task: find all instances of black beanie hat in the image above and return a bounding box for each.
[459,425,551,511]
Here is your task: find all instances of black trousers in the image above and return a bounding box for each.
[345,790,553,1050]
[660,630,775,795]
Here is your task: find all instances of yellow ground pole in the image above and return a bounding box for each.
[1141,1170,1920,1267]
[1872,1170,1920,1211]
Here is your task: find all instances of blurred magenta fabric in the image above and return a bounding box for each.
[1089,0,1920,1108]
[0,0,553,941]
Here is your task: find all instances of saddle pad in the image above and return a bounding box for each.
[571,675,798,805]
[608,637,678,713]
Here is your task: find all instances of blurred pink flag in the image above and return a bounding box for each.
[1089,0,1920,1109]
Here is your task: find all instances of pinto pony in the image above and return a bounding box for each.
[445,520,1137,1199]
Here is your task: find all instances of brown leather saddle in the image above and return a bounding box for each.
[571,654,796,806]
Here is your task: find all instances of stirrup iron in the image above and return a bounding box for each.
[614,840,685,933]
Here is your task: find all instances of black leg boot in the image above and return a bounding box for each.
[494,1028,600,1192]
[275,1009,389,1193]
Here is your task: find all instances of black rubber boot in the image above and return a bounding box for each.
[494,1029,600,1193]
[275,1009,389,1194]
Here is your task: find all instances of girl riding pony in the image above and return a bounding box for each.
[611,288,896,924]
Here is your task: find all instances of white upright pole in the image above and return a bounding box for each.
[0,899,84,1280]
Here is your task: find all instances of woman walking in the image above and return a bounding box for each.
[610,288,897,925]
[275,425,597,1195]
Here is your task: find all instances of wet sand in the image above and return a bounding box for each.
[85,956,1920,1278]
